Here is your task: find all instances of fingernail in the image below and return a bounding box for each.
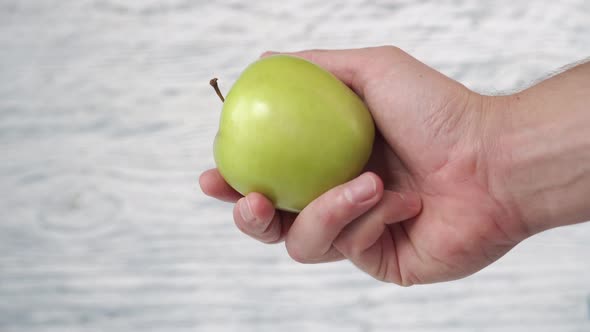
[344,174,377,203]
[239,197,255,223]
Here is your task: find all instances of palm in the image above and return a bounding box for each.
[357,93,520,284]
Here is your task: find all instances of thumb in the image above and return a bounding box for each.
[284,172,383,263]
[260,46,408,98]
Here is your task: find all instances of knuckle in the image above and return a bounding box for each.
[259,224,281,244]
[286,242,312,264]
[233,209,257,236]
[378,45,402,55]
[262,236,281,244]
[250,217,269,233]
[317,208,338,229]
[234,203,281,244]
[317,194,349,228]
[348,242,367,260]
[337,237,364,259]
[233,218,252,236]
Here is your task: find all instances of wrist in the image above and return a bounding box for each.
[472,94,533,240]
[485,85,590,237]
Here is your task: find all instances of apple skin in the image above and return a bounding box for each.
[214,55,374,212]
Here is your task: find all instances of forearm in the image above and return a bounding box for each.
[490,61,590,236]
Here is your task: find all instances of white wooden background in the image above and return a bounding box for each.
[1,1,590,331]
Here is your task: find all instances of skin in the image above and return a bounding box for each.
[200,46,590,285]
[214,55,374,212]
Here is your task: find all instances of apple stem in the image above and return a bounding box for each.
[209,78,225,102]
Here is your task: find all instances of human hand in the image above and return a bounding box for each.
[200,46,529,285]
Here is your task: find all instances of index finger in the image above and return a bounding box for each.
[261,46,406,98]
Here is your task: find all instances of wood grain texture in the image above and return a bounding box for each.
[0,0,589,331]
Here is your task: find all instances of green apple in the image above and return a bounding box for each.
[212,55,374,212]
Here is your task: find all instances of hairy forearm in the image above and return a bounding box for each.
[491,61,590,236]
